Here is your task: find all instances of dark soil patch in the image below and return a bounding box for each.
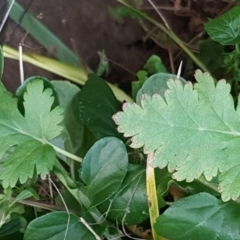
[1,0,232,94]
[1,0,166,93]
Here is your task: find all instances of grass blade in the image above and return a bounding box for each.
[7,0,80,66]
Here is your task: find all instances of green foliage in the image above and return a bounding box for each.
[98,164,148,225]
[24,212,100,240]
[155,193,240,240]
[114,70,240,202]
[108,6,144,23]
[98,166,170,225]
[132,55,167,100]
[0,218,22,238]
[143,55,167,75]
[81,137,128,207]
[51,81,83,158]
[136,73,186,104]
[16,77,59,114]
[96,50,109,76]
[3,3,240,239]
[205,6,240,45]
[73,74,122,140]
[203,6,240,89]
[0,189,32,229]
[198,40,224,72]
[0,80,63,188]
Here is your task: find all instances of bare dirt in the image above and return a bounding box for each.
[1,0,165,93]
[1,0,231,93]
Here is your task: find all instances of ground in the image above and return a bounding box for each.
[1,0,230,92]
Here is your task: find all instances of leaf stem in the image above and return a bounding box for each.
[117,0,208,72]
[197,176,240,204]
[146,152,162,240]
[3,45,133,103]
[48,142,82,163]
[197,176,219,193]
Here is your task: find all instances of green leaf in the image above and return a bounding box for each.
[178,178,219,197]
[0,218,22,237]
[108,6,144,23]
[24,212,98,240]
[155,168,172,207]
[0,198,24,228]
[81,137,128,207]
[98,165,170,225]
[11,190,37,206]
[96,50,109,76]
[0,80,63,188]
[98,164,148,225]
[74,74,122,139]
[205,6,240,45]
[0,200,10,227]
[143,55,167,75]
[16,77,59,115]
[132,55,167,100]
[136,73,186,105]
[198,40,224,72]
[55,190,82,215]
[132,70,148,100]
[113,70,240,201]
[155,193,240,240]
[222,50,239,73]
[51,81,83,157]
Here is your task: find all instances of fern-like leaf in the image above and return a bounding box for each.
[0,80,63,187]
[113,70,240,201]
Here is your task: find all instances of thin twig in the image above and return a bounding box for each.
[48,174,54,204]
[18,44,24,84]
[176,61,183,80]
[49,178,70,240]
[79,217,102,240]
[0,0,15,33]
[147,0,170,29]
[121,172,147,240]
[18,12,43,85]
[168,48,175,74]
[118,0,208,72]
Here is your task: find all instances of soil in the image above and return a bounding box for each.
[0,0,231,94]
[1,0,165,93]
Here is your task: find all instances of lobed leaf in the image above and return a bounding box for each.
[113,70,240,201]
[0,80,63,188]
[136,73,186,105]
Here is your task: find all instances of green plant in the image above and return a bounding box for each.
[112,5,240,240]
[2,2,240,240]
[0,47,173,239]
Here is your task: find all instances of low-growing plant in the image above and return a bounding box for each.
[2,2,240,240]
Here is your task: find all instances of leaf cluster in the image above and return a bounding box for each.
[3,4,240,240]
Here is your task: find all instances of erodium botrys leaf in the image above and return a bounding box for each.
[0,80,63,188]
[113,70,240,201]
